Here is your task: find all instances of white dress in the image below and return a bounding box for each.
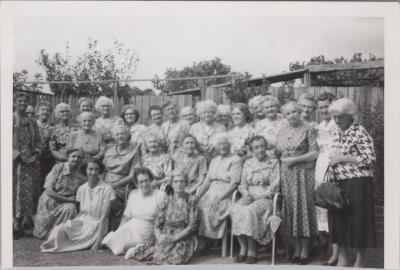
[101,189,166,255]
[40,181,115,252]
[315,119,337,232]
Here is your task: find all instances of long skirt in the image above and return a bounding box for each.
[281,162,318,238]
[102,217,155,255]
[198,181,231,239]
[230,198,274,245]
[328,177,377,248]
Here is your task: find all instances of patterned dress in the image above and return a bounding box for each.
[101,189,166,255]
[253,114,287,149]
[40,181,115,252]
[67,130,105,160]
[189,121,226,162]
[130,194,199,265]
[198,154,242,239]
[275,122,318,238]
[228,124,254,155]
[162,120,191,153]
[142,153,173,185]
[93,117,124,149]
[33,162,86,239]
[52,123,78,149]
[172,151,208,191]
[315,119,337,232]
[230,157,280,245]
[13,113,42,218]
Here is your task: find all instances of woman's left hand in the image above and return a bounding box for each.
[209,197,221,211]
[282,157,296,167]
[329,152,346,166]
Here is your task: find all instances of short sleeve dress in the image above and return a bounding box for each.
[198,154,243,239]
[230,157,280,245]
[40,182,115,252]
[275,122,318,238]
[33,162,86,239]
[101,189,166,255]
[172,151,208,191]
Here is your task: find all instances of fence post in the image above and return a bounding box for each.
[198,79,206,100]
[113,78,119,113]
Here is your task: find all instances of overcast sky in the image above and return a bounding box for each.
[13,15,383,90]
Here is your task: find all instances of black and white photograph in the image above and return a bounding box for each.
[1,1,399,269]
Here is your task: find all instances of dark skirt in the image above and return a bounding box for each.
[328,177,377,248]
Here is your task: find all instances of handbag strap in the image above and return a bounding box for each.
[324,165,338,184]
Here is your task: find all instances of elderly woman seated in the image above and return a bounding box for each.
[141,132,173,189]
[103,124,141,230]
[126,171,199,264]
[172,134,208,195]
[33,148,86,239]
[41,159,115,252]
[66,112,106,161]
[230,136,280,264]
[101,168,167,256]
[196,132,243,250]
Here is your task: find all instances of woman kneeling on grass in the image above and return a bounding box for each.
[40,158,115,252]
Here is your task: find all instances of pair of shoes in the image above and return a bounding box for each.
[291,256,300,264]
[234,255,246,263]
[246,256,257,264]
[13,230,24,240]
[323,259,338,266]
[298,256,309,265]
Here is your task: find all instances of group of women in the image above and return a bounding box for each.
[13,91,377,267]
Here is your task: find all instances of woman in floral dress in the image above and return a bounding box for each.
[141,133,173,189]
[93,96,124,149]
[172,134,208,195]
[275,101,319,265]
[248,95,267,135]
[33,148,86,239]
[228,103,253,158]
[189,100,226,162]
[13,92,43,238]
[127,171,199,264]
[50,103,78,162]
[41,158,115,252]
[230,136,280,264]
[197,133,243,244]
[67,112,106,161]
[255,96,286,152]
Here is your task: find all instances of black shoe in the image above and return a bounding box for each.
[246,256,258,264]
[298,256,310,265]
[323,259,338,266]
[291,256,300,264]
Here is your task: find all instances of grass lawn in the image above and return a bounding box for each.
[13,237,383,267]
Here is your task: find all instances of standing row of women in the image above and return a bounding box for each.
[12,91,377,267]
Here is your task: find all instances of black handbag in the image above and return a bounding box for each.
[314,166,351,210]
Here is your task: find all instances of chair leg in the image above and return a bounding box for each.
[272,234,276,265]
[230,233,234,258]
[222,230,228,257]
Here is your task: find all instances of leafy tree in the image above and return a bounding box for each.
[13,70,44,92]
[289,53,382,71]
[36,38,139,99]
[153,57,232,93]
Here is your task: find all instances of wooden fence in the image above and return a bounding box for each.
[30,86,383,125]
